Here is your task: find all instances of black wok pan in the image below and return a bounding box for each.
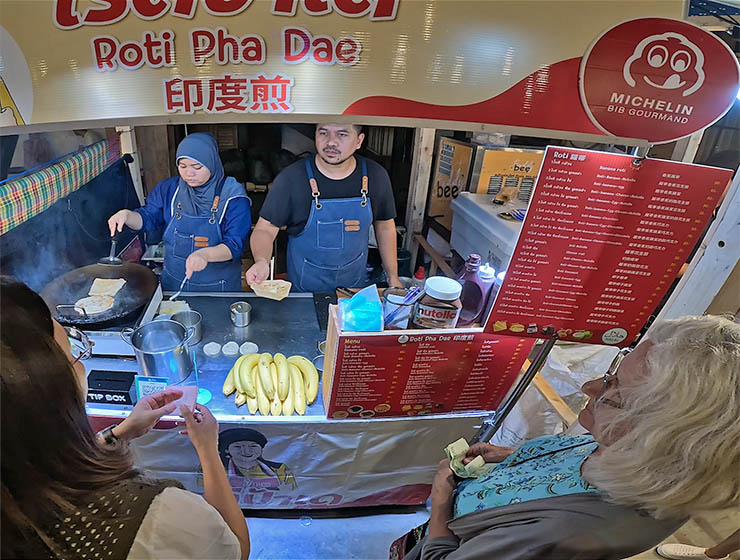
[41,262,157,327]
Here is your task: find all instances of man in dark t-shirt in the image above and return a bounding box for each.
[246,123,401,293]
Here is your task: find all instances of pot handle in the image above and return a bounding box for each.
[184,326,196,345]
[56,304,88,319]
[121,327,135,346]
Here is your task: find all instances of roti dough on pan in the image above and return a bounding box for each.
[74,295,114,316]
[89,278,126,297]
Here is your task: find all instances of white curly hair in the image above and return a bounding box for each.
[582,315,740,519]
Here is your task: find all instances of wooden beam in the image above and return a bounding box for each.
[404,128,436,267]
[116,126,145,205]
[670,129,704,163]
[135,126,171,195]
[414,233,455,278]
[658,168,740,320]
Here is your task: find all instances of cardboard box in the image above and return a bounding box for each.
[427,137,474,230]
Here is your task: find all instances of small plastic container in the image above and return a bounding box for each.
[382,287,418,329]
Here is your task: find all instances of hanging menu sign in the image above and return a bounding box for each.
[486,146,733,346]
[325,332,533,419]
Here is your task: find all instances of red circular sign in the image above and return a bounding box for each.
[580,18,740,143]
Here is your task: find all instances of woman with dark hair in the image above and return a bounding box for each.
[218,428,297,491]
[1,277,250,559]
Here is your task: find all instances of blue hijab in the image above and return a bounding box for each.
[175,133,225,216]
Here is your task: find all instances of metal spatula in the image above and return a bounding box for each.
[169,277,187,301]
[99,237,122,265]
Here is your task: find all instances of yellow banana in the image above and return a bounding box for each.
[290,363,306,415]
[234,392,247,407]
[282,384,295,416]
[258,353,275,399]
[250,364,259,392]
[288,355,319,405]
[247,395,258,414]
[222,367,236,396]
[231,354,248,394]
[237,353,259,398]
[255,366,271,416]
[274,353,290,401]
[270,363,282,416]
[247,365,260,413]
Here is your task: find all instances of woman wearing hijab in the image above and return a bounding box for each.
[108,133,250,291]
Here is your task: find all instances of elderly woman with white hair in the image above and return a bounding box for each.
[391,315,740,560]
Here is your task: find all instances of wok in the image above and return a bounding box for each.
[41,262,157,326]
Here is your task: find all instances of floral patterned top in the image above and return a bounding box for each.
[453,434,600,519]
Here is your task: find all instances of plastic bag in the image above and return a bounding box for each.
[489,343,620,447]
[339,285,383,332]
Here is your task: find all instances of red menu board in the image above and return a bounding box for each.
[325,332,534,419]
[486,146,732,346]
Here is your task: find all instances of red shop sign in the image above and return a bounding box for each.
[580,18,740,143]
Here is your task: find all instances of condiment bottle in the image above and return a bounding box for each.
[482,269,506,326]
[456,254,495,327]
[412,266,426,289]
[475,263,496,325]
[411,277,462,329]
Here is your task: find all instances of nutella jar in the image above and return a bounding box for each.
[411,277,463,329]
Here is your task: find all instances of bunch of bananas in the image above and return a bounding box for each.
[222,352,319,415]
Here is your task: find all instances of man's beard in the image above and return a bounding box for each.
[319,150,352,166]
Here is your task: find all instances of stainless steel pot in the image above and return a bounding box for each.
[171,310,202,345]
[121,320,195,383]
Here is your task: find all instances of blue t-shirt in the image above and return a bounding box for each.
[135,176,251,260]
[454,434,600,519]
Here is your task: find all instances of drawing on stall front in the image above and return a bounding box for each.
[219,428,297,491]
[0,25,32,126]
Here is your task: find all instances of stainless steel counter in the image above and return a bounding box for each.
[85,292,488,426]
[86,292,330,421]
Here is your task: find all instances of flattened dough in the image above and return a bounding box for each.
[89,278,126,297]
[158,301,190,315]
[74,295,114,316]
[204,342,221,356]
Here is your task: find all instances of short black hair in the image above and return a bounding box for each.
[315,123,363,135]
[218,428,268,452]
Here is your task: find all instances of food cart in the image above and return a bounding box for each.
[1,0,738,509]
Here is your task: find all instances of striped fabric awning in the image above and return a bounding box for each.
[0,136,120,236]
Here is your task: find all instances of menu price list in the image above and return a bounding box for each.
[326,332,534,420]
[486,146,733,346]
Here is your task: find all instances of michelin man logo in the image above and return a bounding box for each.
[623,32,705,97]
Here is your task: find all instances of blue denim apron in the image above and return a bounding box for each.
[162,179,242,292]
[286,157,373,293]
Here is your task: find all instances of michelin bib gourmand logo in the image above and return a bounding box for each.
[623,33,705,97]
[581,18,740,143]
[605,32,709,124]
